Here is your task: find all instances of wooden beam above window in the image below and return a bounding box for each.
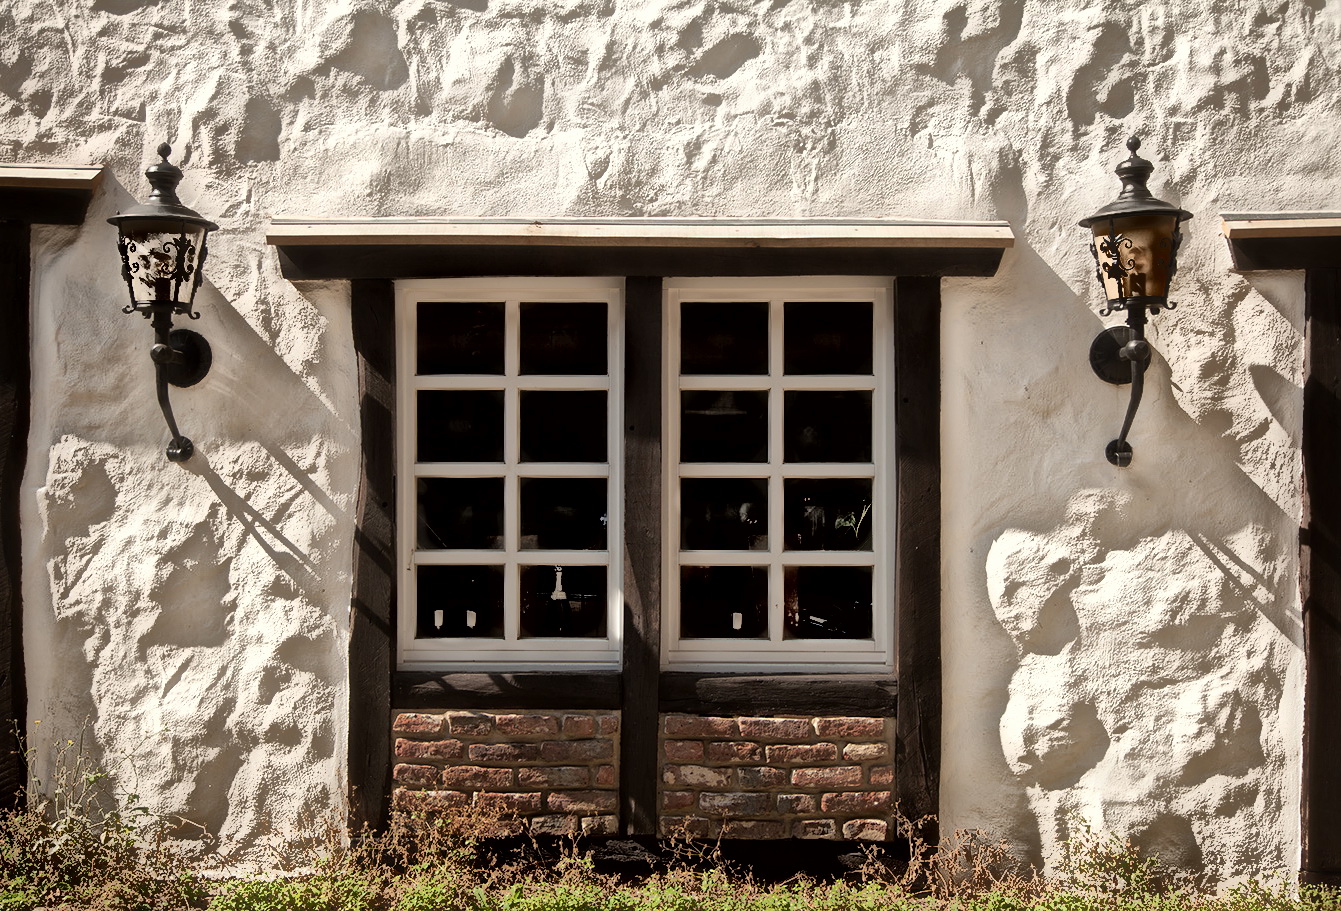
[266,217,1014,280]
[0,163,104,225]
[1221,212,1341,271]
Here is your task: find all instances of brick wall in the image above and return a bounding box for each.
[391,709,620,836]
[659,713,895,840]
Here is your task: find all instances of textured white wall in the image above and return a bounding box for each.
[5,0,1337,875]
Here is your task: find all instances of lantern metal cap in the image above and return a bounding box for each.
[1079,136,1193,228]
[108,143,219,232]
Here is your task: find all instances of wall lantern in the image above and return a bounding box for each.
[108,143,218,462]
[1081,136,1192,467]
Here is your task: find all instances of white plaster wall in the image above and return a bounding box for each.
[4,0,1338,876]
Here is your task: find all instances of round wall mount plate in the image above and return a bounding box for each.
[1090,326,1135,385]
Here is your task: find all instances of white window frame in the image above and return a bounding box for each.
[395,277,624,670]
[663,277,894,672]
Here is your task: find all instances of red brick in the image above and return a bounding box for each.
[447,712,493,737]
[392,789,471,813]
[393,764,440,788]
[546,790,618,814]
[664,714,738,737]
[517,766,590,789]
[597,714,620,735]
[476,791,542,815]
[662,790,696,810]
[721,819,786,838]
[766,743,839,763]
[660,816,712,838]
[842,819,890,841]
[699,792,773,816]
[664,740,705,762]
[529,814,578,836]
[869,766,894,786]
[468,742,542,762]
[541,739,613,762]
[562,714,596,737]
[821,791,891,813]
[738,766,787,788]
[440,766,514,789]
[662,764,731,789]
[582,815,618,835]
[843,742,889,762]
[706,740,765,763]
[777,793,817,814]
[793,819,839,839]
[814,717,886,739]
[396,738,464,761]
[738,718,813,741]
[595,765,617,787]
[393,713,446,736]
[791,766,863,789]
[495,713,560,737]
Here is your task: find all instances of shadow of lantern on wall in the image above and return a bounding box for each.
[1082,136,1193,467]
[108,143,218,462]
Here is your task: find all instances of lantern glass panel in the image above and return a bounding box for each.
[119,220,208,305]
[1090,214,1178,302]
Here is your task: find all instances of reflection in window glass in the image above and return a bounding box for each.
[519,565,607,638]
[520,391,607,463]
[416,478,504,549]
[681,302,768,375]
[680,566,768,638]
[417,390,504,462]
[681,478,768,551]
[784,391,872,463]
[519,478,608,550]
[416,565,505,638]
[784,566,873,639]
[680,391,767,463]
[417,302,505,375]
[784,301,872,375]
[783,479,873,551]
[520,302,607,375]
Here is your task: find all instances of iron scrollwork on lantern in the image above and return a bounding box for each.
[1080,136,1192,467]
[109,143,218,462]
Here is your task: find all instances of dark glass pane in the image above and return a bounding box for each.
[681,478,767,551]
[416,564,504,638]
[784,391,872,462]
[519,478,608,550]
[680,391,767,463]
[520,565,607,638]
[417,301,504,375]
[784,301,872,375]
[681,301,768,375]
[784,566,873,639]
[680,566,768,638]
[520,302,607,375]
[520,391,607,462]
[416,478,504,550]
[417,390,504,462]
[784,479,873,551]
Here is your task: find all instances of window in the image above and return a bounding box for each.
[664,278,892,670]
[396,278,624,668]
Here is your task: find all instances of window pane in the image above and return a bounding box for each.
[680,391,767,463]
[784,391,872,463]
[680,566,768,638]
[681,478,768,551]
[784,301,872,375]
[681,301,768,375]
[416,478,504,550]
[519,478,608,550]
[417,390,504,462]
[416,565,504,638]
[519,565,607,638]
[784,479,873,551]
[520,391,607,463]
[784,566,873,639]
[520,302,607,375]
[417,301,504,375]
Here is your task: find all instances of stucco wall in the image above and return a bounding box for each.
[4,0,1338,876]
